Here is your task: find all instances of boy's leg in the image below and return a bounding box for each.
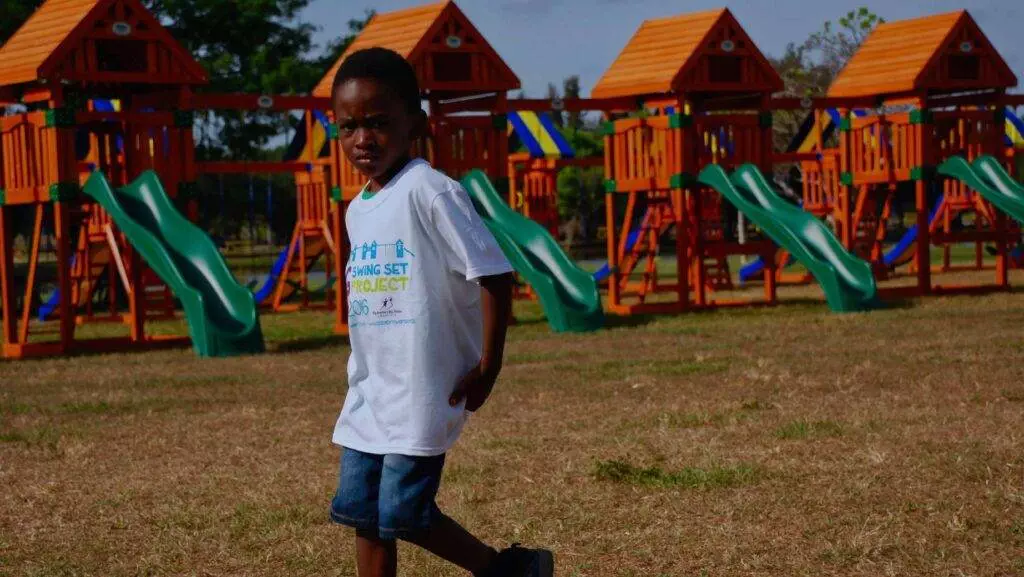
[404,512,496,572]
[330,448,399,577]
[356,528,398,577]
[378,454,553,576]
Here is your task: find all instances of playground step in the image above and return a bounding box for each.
[702,256,734,291]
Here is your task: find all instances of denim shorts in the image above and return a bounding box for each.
[329,447,446,540]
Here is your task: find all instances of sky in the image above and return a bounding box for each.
[300,0,1024,96]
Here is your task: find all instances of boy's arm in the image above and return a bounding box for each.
[449,271,514,412]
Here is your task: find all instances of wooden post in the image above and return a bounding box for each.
[127,246,144,341]
[674,99,688,310]
[837,109,854,249]
[0,205,17,351]
[915,98,931,294]
[53,203,74,351]
[604,117,619,310]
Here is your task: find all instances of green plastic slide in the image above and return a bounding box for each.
[938,154,1024,226]
[698,164,877,312]
[83,171,265,357]
[460,170,604,332]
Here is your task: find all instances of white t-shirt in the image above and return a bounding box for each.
[332,159,513,456]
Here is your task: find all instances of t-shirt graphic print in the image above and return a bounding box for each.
[333,159,513,456]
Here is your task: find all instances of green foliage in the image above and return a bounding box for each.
[0,0,42,45]
[555,127,604,226]
[593,460,761,489]
[562,75,581,130]
[1,0,371,162]
[149,1,372,160]
[768,7,884,169]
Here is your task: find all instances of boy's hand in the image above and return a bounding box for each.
[449,360,501,412]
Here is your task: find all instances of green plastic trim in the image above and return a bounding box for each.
[330,186,343,202]
[839,116,852,132]
[48,182,79,203]
[910,165,935,181]
[604,179,617,193]
[758,111,773,128]
[601,121,616,136]
[491,114,507,130]
[0,188,5,206]
[909,109,932,125]
[177,181,199,200]
[669,172,694,189]
[174,111,195,128]
[668,114,693,129]
[840,172,854,186]
[327,123,339,139]
[44,107,76,128]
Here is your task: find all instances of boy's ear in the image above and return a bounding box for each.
[409,109,428,140]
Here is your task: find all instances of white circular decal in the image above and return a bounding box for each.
[112,22,132,36]
[445,35,462,49]
[257,95,274,109]
[960,41,973,53]
[721,40,735,53]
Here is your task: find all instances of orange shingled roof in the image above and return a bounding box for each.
[592,8,781,99]
[313,1,447,98]
[829,10,1016,97]
[0,0,98,87]
[593,9,724,99]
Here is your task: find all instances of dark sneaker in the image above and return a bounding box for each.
[479,544,554,577]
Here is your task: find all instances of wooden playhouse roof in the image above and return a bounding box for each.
[829,10,1016,98]
[313,0,519,98]
[591,8,783,100]
[0,0,207,89]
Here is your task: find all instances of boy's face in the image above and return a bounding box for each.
[333,78,424,182]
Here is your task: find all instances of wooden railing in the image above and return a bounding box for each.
[605,116,680,192]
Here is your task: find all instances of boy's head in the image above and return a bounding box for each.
[331,47,426,181]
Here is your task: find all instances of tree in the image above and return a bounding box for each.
[769,7,884,166]
[546,82,562,127]
[802,7,885,80]
[562,75,581,130]
[1,0,371,160]
[0,0,42,45]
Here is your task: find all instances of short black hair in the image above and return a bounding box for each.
[332,47,421,113]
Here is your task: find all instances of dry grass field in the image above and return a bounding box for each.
[2,273,1024,576]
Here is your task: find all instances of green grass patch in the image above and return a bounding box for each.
[775,419,844,440]
[0,401,34,415]
[740,399,773,411]
[0,425,62,449]
[1002,390,1024,403]
[593,459,761,489]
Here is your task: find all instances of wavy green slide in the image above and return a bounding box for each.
[938,154,1024,226]
[698,164,878,312]
[83,171,265,357]
[460,170,604,332]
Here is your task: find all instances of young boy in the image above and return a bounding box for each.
[329,47,554,577]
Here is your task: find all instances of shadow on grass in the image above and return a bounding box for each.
[271,334,350,354]
[602,314,657,329]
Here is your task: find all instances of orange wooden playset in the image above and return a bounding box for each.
[0,0,206,359]
[800,10,1022,297]
[592,9,784,315]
